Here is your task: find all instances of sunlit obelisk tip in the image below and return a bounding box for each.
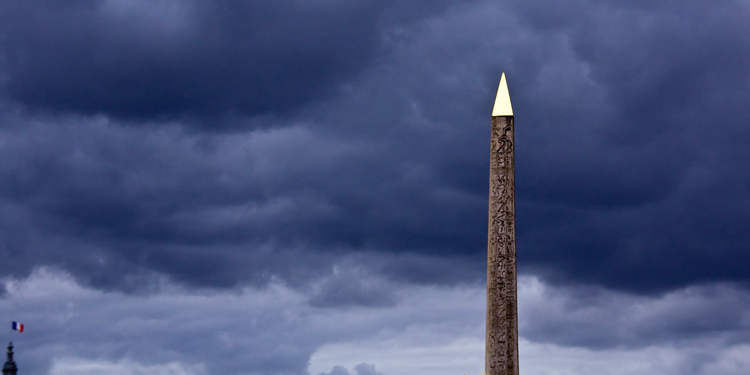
[491,73,513,117]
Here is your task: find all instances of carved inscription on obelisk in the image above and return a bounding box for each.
[485,73,518,375]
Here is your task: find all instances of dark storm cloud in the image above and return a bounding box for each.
[0,114,483,293]
[518,277,750,350]
[5,1,750,374]
[0,0,749,300]
[0,0,457,123]
[507,0,750,292]
[307,265,398,308]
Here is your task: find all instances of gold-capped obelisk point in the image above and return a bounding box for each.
[491,73,513,117]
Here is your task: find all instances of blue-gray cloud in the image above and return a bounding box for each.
[0,0,459,124]
[0,0,748,303]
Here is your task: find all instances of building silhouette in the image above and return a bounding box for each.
[2,342,17,375]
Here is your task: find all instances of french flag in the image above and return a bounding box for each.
[11,321,23,333]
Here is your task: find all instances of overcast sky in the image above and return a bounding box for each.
[1,1,750,374]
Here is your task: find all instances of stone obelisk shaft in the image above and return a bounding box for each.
[486,73,518,375]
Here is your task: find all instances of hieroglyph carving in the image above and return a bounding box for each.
[485,115,519,375]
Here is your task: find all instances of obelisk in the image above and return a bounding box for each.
[485,73,518,375]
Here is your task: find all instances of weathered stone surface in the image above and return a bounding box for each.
[485,115,518,375]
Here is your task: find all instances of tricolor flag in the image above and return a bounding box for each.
[11,321,23,333]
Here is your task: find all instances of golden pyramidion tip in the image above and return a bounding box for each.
[492,73,513,117]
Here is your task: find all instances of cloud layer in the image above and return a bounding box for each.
[1,0,460,121]
[6,269,750,375]
[0,0,749,374]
